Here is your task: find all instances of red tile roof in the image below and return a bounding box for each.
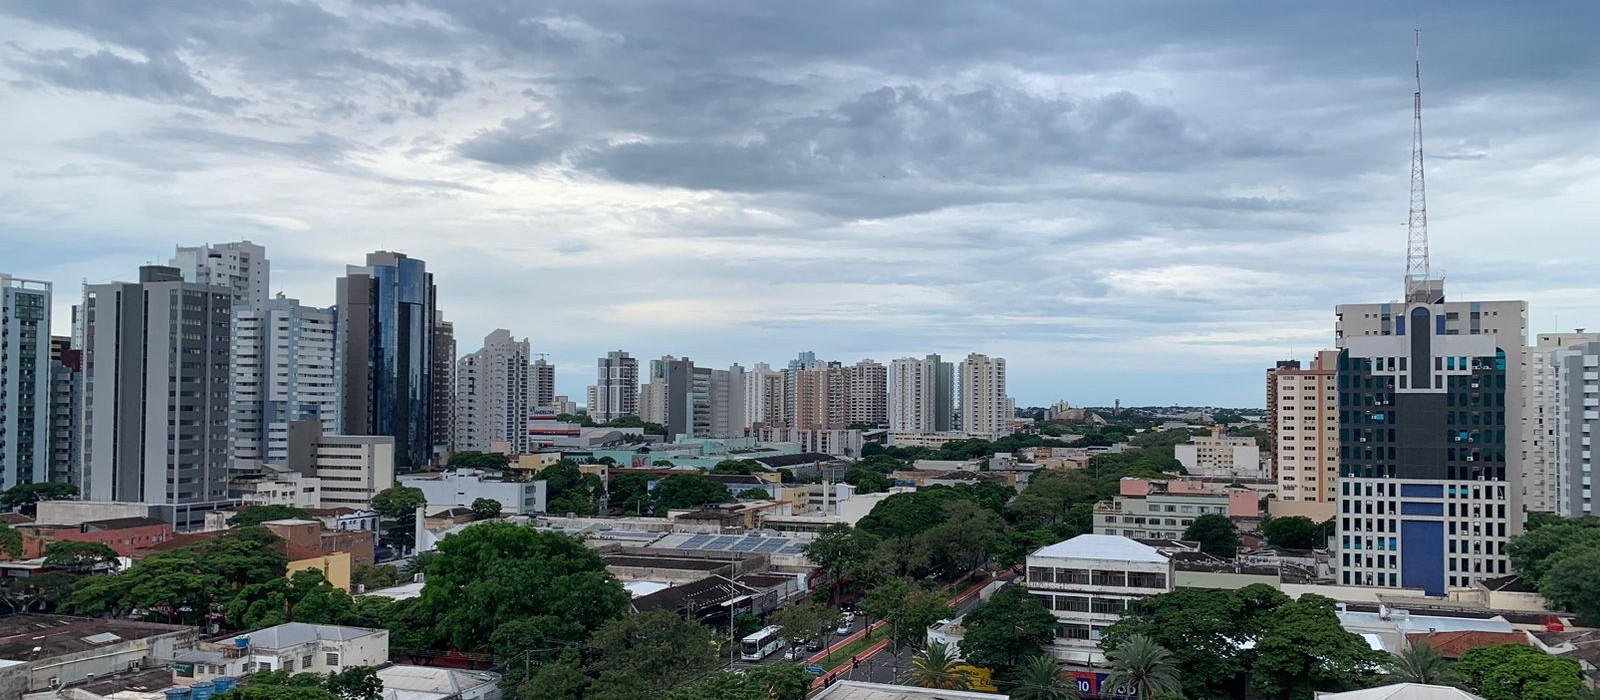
[1405,630,1528,659]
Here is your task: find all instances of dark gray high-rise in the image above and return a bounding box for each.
[81,266,233,525]
[336,252,437,469]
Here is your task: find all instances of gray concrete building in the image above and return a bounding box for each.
[0,274,51,489]
[82,266,234,526]
[171,240,269,311]
[454,329,532,454]
[48,336,83,486]
[592,350,639,422]
[230,294,338,469]
[1552,340,1600,516]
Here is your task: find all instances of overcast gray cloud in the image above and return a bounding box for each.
[2,0,1597,407]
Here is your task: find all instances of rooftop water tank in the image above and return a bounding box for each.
[190,681,215,700]
[163,688,191,700]
[213,677,237,693]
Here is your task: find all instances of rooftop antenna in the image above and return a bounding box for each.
[1403,29,1438,304]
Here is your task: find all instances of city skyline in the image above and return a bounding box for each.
[4,2,1599,408]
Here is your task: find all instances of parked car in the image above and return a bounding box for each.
[806,639,822,652]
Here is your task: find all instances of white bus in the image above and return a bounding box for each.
[741,625,785,660]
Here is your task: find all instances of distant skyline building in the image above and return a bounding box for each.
[81,266,233,524]
[592,350,639,422]
[1267,350,1340,515]
[0,274,52,489]
[48,336,83,486]
[638,355,673,426]
[786,363,847,430]
[454,329,532,454]
[1550,339,1600,517]
[432,312,455,454]
[958,353,1008,439]
[710,363,747,438]
[230,294,338,469]
[171,240,270,311]
[530,358,556,409]
[847,359,888,428]
[336,251,438,469]
[743,362,783,430]
[888,355,954,433]
[1524,331,1600,514]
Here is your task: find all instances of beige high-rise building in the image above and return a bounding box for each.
[957,353,1007,439]
[786,363,848,430]
[847,359,888,428]
[1267,351,1339,514]
[743,363,783,429]
[1524,331,1600,513]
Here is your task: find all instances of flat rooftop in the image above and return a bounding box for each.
[0,615,192,661]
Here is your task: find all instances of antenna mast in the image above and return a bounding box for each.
[1404,30,1437,303]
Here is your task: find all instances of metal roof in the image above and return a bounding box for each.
[1030,534,1169,563]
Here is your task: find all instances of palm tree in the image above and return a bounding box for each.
[1103,634,1182,700]
[908,641,971,690]
[1010,654,1080,700]
[1382,641,1457,686]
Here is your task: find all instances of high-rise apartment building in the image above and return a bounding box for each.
[1524,331,1600,514]
[171,240,270,310]
[336,251,437,469]
[786,363,848,430]
[958,353,1008,439]
[1333,292,1527,595]
[888,355,954,433]
[432,312,455,453]
[1267,350,1340,512]
[638,355,674,426]
[1,275,52,488]
[530,358,556,409]
[454,329,531,454]
[592,351,639,423]
[847,360,888,428]
[743,363,783,430]
[661,357,695,438]
[1551,340,1600,517]
[48,336,83,486]
[710,364,747,438]
[692,366,713,438]
[82,266,233,524]
[230,295,338,469]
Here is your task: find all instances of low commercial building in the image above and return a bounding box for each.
[753,427,866,458]
[1094,477,1260,542]
[1025,535,1174,665]
[18,516,172,558]
[0,614,195,696]
[400,470,547,515]
[174,623,389,682]
[886,431,970,449]
[263,519,376,569]
[1175,427,1263,479]
[286,423,395,510]
[812,681,1007,700]
[375,665,500,700]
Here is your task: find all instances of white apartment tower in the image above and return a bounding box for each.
[530,358,556,409]
[172,240,270,311]
[1525,331,1600,513]
[848,360,888,428]
[592,351,638,422]
[0,275,52,488]
[958,353,1008,439]
[710,364,748,438]
[743,363,783,430]
[454,329,532,454]
[1551,339,1600,516]
[230,294,338,469]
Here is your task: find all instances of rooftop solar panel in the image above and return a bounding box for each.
[707,536,740,549]
[681,534,713,549]
[754,540,785,553]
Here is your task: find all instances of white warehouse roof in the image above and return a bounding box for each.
[1030,534,1169,563]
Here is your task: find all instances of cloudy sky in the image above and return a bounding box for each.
[3,1,1597,407]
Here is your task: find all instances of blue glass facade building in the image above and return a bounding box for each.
[338,252,437,468]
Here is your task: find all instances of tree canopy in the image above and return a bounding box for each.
[230,504,314,527]
[958,587,1056,679]
[543,461,606,515]
[369,485,427,551]
[447,451,512,471]
[1262,515,1324,550]
[1456,643,1583,700]
[0,481,77,515]
[470,498,503,520]
[1183,513,1241,558]
[650,473,733,510]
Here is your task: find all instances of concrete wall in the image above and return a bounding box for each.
[35,502,151,527]
[19,629,191,692]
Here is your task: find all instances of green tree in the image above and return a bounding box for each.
[584,609,721,691]
[470,498,503,520]
[323,667,384,700]
[447,451,511,471]
[769,602,827,648]
[0,523,23,558]
[908,641,970,690]
[803,524,883,595]
[492,617,589,686]
[1249,594,1384,699]
[42,541,119,574]
[861,577,953,651]
[62,527,287,625]
[1540,546,1600,624]
[1262,515,1324,549]
[1183,513,1241,558]
[1457,643,1583,700]
[230,505,314,527]
[544,461,606,515]
[607,472,654,515]
[710,459,771,475]
[1009,655,1079,700]
[843,466,894,494]
[958,587,1056,678]
[227,568,356,630]
[515,661,588,700]
[1381,641,1456,686]
[370,485,427,551]
[1106,584,1289,700]
[1507,517,1600,581]
[0,482,77,515]
[1102,634,1181,700]
[736,488,771,500]
[667,665,809,700]
[418,522,629,652]
[350,564,400,592]
[651,473,733,510]
[918,499,1008,576]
